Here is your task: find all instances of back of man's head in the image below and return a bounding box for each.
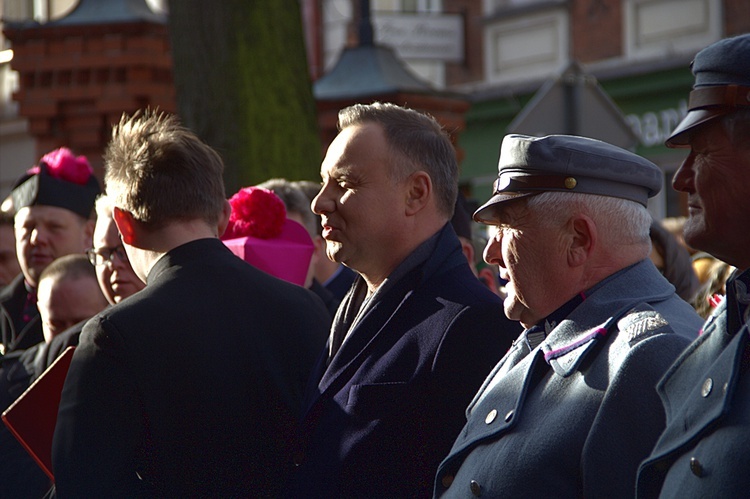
[337,102,458,219]
[37,254,108,342]
[104,109,226,229]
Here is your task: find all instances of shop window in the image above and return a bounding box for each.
[624,0,722,60]
[484,6,568,85]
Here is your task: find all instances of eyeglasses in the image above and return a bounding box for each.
[86,245,128,266]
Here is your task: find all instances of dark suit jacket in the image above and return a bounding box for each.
[52,238,330,497]
[289,225,519,498]
[0,274,43,354]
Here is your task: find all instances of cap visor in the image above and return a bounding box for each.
[473,191,534,224]
[666,108,726,147]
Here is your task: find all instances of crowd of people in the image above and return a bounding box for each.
[0,33,747,498]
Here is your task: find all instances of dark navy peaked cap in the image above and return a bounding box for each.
[667,34,750,146]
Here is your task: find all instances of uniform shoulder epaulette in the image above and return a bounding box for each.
[617,305,671,346]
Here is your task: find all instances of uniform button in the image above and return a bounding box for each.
[470,480,482,496]
[690,457,703,477]
[485,409,497,424]
[504,410,514,422]
[701,378,713,397]
[441,474,454,488]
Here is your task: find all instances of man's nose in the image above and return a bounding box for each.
[672,153,695,193]
[483,235,504,268]
[30,227,46,245]
[312,186,333,215]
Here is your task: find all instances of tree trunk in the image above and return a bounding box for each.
[167,0,321,193]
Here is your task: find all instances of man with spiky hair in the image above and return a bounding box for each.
[52,110,329,497]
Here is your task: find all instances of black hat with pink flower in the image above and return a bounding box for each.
[7,147,101,218]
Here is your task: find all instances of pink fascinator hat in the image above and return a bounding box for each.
[221,186,313,286]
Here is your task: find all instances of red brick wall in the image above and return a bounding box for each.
[444,0,484,86]
[571,0,623,63]
[725,0,750,36]
[5,22,175,175]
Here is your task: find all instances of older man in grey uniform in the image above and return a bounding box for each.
[433,134,703,498]
[637,34,750,498]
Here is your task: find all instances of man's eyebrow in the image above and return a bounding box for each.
[326,165,355,179]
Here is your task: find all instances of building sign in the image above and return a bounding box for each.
[626,99,688,147]
[373,13,464,62]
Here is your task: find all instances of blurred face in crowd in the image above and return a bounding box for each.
[14,206,93,288]
[312,122,411,283]
[672,119,750,270]
[37,275,107,343]
[90,215,145,304]
[483,199,570,328]
[0,223,21,286]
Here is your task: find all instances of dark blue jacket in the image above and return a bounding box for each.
[289,225,518,498]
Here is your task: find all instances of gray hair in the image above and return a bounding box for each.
[256,178,317,237]
[337,102,458,218]
[526,191,652,248]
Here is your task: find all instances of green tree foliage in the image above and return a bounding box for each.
[167,0,321,193]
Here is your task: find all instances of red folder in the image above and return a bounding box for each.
[2,346,75,481]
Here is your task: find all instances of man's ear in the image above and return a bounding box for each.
[459,237,476,268]
[113,207,137,245]
[405,171,432,216]
[217,200,232,238]
[82,218,96,250]
[568,214,596,267]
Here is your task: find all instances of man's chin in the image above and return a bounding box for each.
[325,244,345,264]
[683,219,710,252]
[503,299,522,324]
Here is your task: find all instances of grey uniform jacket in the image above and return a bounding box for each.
[637,269,750,498]
[434,260,702,498]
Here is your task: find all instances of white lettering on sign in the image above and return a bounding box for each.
[373,13,464,62]
[626,100,688,147]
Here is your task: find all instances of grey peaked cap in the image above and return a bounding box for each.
[473,134,662,224]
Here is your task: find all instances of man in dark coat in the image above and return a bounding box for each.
[288,102,519,498]
[0,148,100,355]
[434,134,702,498]
[52,110,330,497]
[637,33,750,498]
